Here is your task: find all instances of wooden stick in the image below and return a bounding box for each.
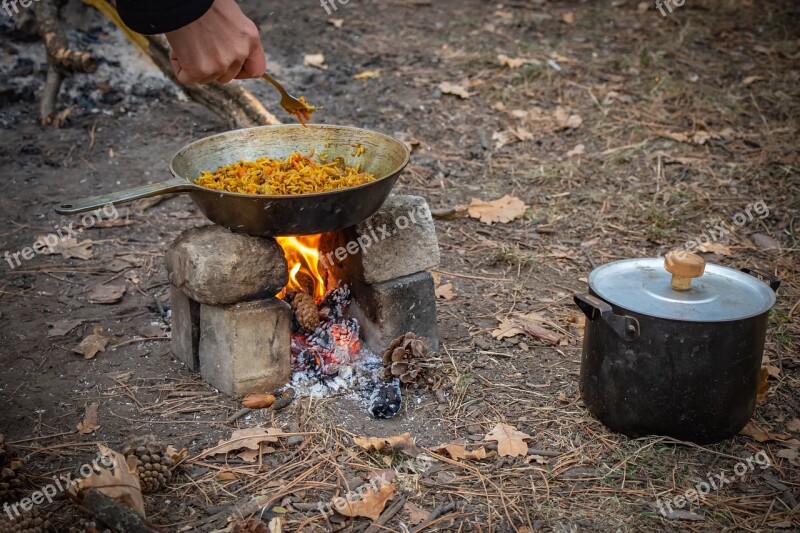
[362,496,407,533]
[39,64,63,123]
[33,1,97,73]
[83,0,281,128]
[145,35,282,128]
[32,0,97,125]
[410,502,456,533]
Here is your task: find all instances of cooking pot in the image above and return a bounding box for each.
[574,251,780,444]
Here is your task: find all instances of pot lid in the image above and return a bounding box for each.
[588,254,776,322]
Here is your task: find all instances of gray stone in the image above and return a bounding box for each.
[170,285,200,371]
[350,271,439,354]
[332,195,440,285]
[199,298,292,397]
[166,225,287,306]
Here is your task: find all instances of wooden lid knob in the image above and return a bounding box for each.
[665,251,705,291]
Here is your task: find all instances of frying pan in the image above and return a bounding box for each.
[54,125,410,236]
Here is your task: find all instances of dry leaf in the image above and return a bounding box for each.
[492,130,513,151]
[328,18,344,28]
[74,445,145,517]
[751,233,780,252]
[36,236,94,260]
[497,54,539,68]
[696,242,731,256]
[77,402,100,434]
[354,433,420,457]
[87,284,126,305]
[742,75,766,86]
[491,313,562,345]
[562,11,575,24]
[463,195,527,225]
[786,419,800,433]
[404,501,429,524]
[242,393,276,409]
[492,318,526,340]
[237,446,276,463]
[73,325,111,359]
[439,81,472,99]
[739,421,773,442]
[435,283,456,300]
[776,446,799,466]
[166,445,188,464]
[483,423,530,457]
[434,442,488,460]
[492,127,533,150]
[554,108,582,130]
[47,318,85,338]
[566,144,585,157]
[303,53,327,69]
[394,131,420,153]
[660,130,719,146]
[202,427,286,459]
[332,483,395,521]
[354,70,381,79]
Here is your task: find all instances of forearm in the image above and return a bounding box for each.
[117,0,214,35]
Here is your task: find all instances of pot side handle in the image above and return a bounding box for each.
[574,293,640,342]
[741,268,781,293]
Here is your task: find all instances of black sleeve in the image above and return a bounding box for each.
[117,0,215,35]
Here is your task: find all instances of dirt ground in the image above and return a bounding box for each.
[0,0,798,531]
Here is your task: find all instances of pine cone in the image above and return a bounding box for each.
[0,434,27,502]
[290,291,319,331]
[121,437,177,493]
[382,333,434,387]
[0,508,55,533]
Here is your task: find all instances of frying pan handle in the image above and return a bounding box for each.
[54,177,194,215]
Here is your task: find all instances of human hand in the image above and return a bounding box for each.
[165,0,266,84]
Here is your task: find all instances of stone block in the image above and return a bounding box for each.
[333,195,440,285]
[166,225,287,306]
[170,285,200,371]
[350,272,439,354]
[199,298,292,397]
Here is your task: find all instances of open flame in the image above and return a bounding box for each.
[276,235,327,300]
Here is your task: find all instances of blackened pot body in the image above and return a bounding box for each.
[579,291,768,444]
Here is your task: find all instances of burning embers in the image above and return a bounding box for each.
[276,235,362,374]
[276,235,399,417]
[285,285,360,375]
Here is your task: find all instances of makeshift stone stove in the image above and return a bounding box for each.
[166,195,440,417]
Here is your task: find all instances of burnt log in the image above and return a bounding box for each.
[32,0,97,125]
